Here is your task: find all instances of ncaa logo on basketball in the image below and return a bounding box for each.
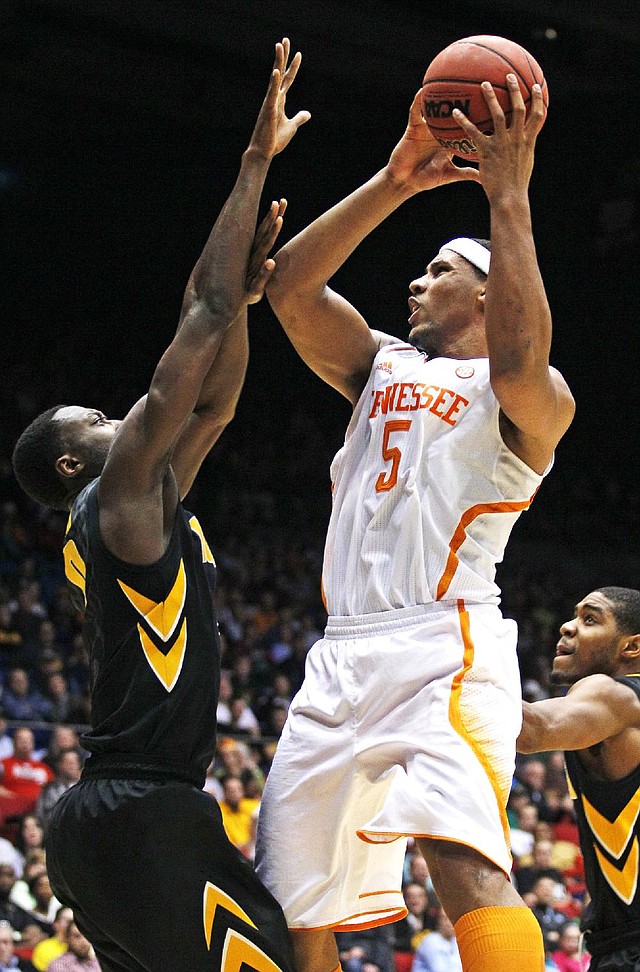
[455,366,475,379]
[423,98,470,119]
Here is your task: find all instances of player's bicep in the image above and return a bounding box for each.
[269,285,378,405]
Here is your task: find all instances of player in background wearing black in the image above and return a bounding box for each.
[518,587,640,971]
[11,39,309,972]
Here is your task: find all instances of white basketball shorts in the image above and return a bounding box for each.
[254,600,522,931]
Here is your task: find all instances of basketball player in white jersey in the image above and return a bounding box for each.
[254,76,574,972]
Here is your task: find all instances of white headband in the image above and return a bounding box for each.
[439,237,490,276]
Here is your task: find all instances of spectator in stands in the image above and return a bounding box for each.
[39,728,81,771]
[229,695,261,740]
[48,920,101,971]
[217,775,260,857]
[25,872,58,927]
[392,883,435,954]
[530,874,568,955]
[514,838,565,899]
[14,817,46,872]
[0,837,22,881]
[0,863,49,947]
[31,905,73,971]
[9,849,47,911]
[35,749,82,831]
[411,906,462,972]
[0,917,37,971]
[0,717,13,762]
[516,758,554,822]
[41,673,85,726]
[0,671,53,724]
[216,670,233,731]
[509,802,539,861]
[0,730,54,813]
[7,584,47,666]
[335,924,395,972]
[548,920,590,971]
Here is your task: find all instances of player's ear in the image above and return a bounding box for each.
[621,634,640,660]
[56,454,85,480]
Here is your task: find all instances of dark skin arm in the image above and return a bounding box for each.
[454,77,575,473]
[266,89,480,406]
[97,40,309,564]
[518,675,640,781]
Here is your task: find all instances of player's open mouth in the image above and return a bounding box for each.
[408,298,420,325]
[555,642,573,656]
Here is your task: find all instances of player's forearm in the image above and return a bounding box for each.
[189,150,271,327]
[517,700,556,753]
[267,167,413,301]
[485,193,552,377]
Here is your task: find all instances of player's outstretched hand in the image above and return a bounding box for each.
[386,89,481,193]
[452,74,545,201]
[245,199,288,304]
[248,38,311,161]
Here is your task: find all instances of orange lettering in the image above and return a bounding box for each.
[429,387,454,418]
[442,393,469,426]
[396,382,414,412]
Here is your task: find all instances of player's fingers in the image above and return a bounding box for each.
[409,89,427,126]
[480,81,507,129]
[282,50,302,92]
[528,83,546,131]
[290,109,311,131]
[451,106,480,139]
[506,75,526,131]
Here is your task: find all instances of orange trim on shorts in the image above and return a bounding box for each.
[290,907,407,934]
[448,599,512,852]
[435,495,537,600]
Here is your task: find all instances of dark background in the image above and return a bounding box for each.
[1,0,639,582]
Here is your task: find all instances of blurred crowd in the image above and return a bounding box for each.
[1,417,639,969]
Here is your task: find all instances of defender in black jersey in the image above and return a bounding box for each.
[11,39,309,972]
[518,587,640,970]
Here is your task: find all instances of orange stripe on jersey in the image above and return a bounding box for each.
[435,496,535,600]
[448,600,511,853]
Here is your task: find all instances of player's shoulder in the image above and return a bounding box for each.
[570,672,640,704]
[370,330,413,352]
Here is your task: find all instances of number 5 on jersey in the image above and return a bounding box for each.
[375,419,412,493]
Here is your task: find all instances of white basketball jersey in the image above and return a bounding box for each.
[323,343,550,616]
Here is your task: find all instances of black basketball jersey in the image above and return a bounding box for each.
[565,674,640,958]
[63,479,220,787]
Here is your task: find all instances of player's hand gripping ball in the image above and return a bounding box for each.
[422,35,549,161]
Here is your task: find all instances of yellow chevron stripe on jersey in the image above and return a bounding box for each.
[63,538,87,606]
[582,787,640,860]
[594,834,639,905]
[138,617,187,692]
[118,560,186,642]
[203,882,256,947]
[189,516,216,565]
[203,883,284,972]
[222,929,285,972]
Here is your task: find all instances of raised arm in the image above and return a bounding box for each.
[169,199,288,499]
[98,40,309,563]
[266,90,481,405]
[517,674,640,754]
[454,76,575,474]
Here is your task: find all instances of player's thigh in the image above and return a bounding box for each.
[418,837,523,923]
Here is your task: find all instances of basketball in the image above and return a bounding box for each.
[421,35,548,161]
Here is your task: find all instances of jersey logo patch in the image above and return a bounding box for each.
[203,883,285,972]
[582,788,640,905]
[118,561,187,692]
